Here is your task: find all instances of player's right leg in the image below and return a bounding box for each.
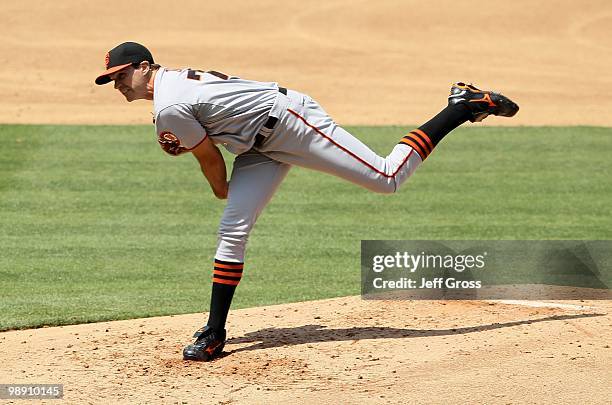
[258,84,518,193]
[183,150,290,361]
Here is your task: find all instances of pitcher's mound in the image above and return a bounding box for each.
[1,296,610,404]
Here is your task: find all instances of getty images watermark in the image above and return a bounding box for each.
[371,250,487,290]
[361,240,612,300]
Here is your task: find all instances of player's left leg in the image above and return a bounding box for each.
[183,150,290,361]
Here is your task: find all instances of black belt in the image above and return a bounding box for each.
[262,87,287,129]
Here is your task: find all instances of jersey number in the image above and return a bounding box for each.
[187,69,229,81]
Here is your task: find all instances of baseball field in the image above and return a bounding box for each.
[1,1,611,404]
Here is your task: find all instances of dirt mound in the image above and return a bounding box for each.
[1,297,610,403]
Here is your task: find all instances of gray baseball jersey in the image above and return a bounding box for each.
[151,67,426,262]
[154,67,288,155]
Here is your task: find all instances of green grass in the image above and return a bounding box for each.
[0,125,610,330]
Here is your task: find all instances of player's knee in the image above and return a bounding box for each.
[380,184,397,194]
[368,181,397,194]
[217,228,249,246]
[216,234,248,263]
[216,224,250,260]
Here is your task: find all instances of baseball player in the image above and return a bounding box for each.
[95,42,518,361]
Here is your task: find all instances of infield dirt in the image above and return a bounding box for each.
[2,297,611,404]
[2,0,612,126]
[2,1,612,404]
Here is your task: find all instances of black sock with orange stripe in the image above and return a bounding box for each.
[399,103,471,161]
[207,259,243,332]
[419,103,471,146]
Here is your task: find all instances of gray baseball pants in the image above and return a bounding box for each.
[215,90,423,262]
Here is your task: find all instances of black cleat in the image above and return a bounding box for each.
[448,82,519,122]
[182,325,226,361]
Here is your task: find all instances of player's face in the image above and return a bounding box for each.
[110,65,149,102]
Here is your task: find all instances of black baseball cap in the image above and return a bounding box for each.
[95,42,155,85]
